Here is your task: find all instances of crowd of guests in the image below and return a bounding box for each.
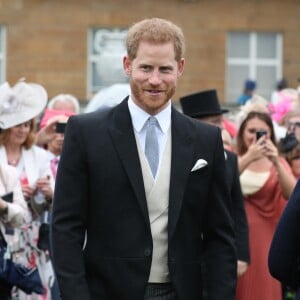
[179,83,300,300]
[1,76,300,299]
[219,81,300,300]
[0,80,79,299]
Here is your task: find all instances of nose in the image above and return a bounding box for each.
[148,70,162,85]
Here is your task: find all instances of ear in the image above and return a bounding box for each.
[123,56,131,75]
[177,58,185,77]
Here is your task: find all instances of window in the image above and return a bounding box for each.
[87,28,128,98]
[226,32,282,104]
[0,26,6,84]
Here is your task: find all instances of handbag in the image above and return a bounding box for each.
[0,229,45,295]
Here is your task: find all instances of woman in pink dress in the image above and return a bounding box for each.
[236,111,296,300]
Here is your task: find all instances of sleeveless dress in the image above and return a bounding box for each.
[236,158,292,300]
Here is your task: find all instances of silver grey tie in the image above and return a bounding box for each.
[145,116,159,177]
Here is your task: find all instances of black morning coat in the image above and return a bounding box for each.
[225,149,250,263]
[51,98,237,300]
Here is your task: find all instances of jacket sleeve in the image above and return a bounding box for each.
[230,153,250,263]
[268,179,300,289]
[51,116,91,300]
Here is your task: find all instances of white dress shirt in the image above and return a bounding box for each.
[128,97,171,167]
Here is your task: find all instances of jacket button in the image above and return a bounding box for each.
[144,248,152,257]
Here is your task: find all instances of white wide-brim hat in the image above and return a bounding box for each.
[0,80,47,129]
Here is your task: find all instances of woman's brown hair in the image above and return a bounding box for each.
[236,111,276,156]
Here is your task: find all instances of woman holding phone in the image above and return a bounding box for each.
[235,111,296,300]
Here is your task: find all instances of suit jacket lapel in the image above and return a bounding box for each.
[168,108,196,240]
[107,102,198,235]
[108,99,150,224]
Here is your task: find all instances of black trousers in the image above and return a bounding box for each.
[144,283,178,300]
[0,278,12,300]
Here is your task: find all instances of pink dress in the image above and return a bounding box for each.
[236,158,291,300]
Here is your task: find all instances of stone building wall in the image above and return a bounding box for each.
[0,0,299,105]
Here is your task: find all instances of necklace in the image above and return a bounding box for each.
[8,155,21,166]
[8,159,19,166]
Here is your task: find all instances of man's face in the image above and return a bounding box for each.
[286,116,300,141]
[197,115,223,128]
[48,133,64,156]
[123,41,184,115]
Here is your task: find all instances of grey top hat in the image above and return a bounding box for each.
[180,89,228,118]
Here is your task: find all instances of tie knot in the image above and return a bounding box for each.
[52,157,59,164]
[148,116,158,127]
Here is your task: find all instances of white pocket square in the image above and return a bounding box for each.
[191,159,208,172]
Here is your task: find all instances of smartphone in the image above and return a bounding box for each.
[256,130,267,140]
[1,191,13,203]
[56,122,67,134]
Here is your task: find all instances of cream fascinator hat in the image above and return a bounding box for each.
[235,94,269,127]
[0,80,47,129]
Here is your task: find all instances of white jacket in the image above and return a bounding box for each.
[0,163,29,228]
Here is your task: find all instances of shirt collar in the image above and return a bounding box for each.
[128,97,171,133]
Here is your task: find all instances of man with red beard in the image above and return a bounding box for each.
[51,18,236,300]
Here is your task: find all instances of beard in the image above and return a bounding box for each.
[130,80,176,115]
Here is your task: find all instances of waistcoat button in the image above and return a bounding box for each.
[144,248,152,257]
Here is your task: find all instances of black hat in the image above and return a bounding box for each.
[180,89,228,118]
